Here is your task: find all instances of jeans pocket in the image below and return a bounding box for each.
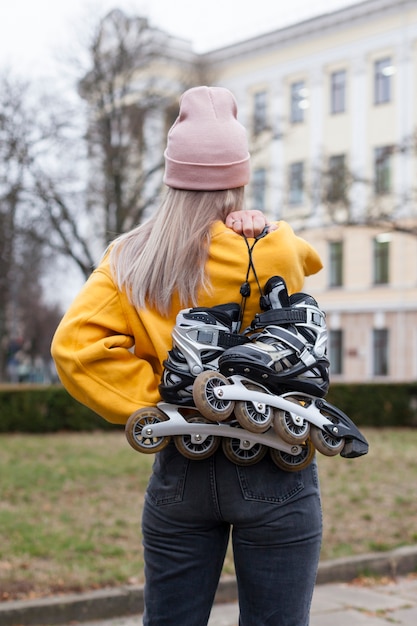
[237,456,305,504]
[146,444,190,505]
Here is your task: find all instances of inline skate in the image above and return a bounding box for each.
[125,300,316,470]
[192,276,368,459]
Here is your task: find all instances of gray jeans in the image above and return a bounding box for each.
[142,443,322,626]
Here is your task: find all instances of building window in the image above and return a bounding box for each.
[374,57,393,104]
[326,154,347,203]
[374,146,392,195]
[252,168,266,211]
[329,241,343,287]
[330,70,346,114]
[373,234,390,285]
[253,91,267,135]
[373,328,389,376]
[290,81,308,123]
[329,329,343,375]
[288,162,304,205]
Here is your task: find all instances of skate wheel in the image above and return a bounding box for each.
[174,416,220,460]
[234,383,273,433]
[269,440,315,472]
[192,370,235,421]
[310,424,345,457]
[273,394,311,444]
[125,407,170,454]
[222,436,268,466]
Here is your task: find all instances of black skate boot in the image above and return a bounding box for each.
[219,276,330,398]
[159,303,248,406]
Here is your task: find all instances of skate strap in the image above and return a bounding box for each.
[216,330,249,348]
[251,307,325,329]
[251,307,325,330]
[194,328,248,348]
[263,326,319,366]
[251,308,303,328]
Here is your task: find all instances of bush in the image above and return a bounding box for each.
[1,382,417,432]
[0,384,121,432]
[326,383,417,428]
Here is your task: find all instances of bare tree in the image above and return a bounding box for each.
[28,8,200,279]
[0,76,29,379]
[0,74,64,381]
[0,9,207,379]
[309,137,417,234]
[80,10,165,242]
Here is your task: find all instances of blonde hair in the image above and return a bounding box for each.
[109,186,245,316]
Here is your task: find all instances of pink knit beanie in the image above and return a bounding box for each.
[163,86,250,190]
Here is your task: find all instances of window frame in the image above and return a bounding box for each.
[373,328,389,376]
[327,154,347,203]
[329,240,344,288]
[329,329,343,375]
[252,167,266,211]
[253,90,268,135]
[290,81,306,124]
[374,57,392,105]
[374,146,392,195]
[330,69,346,114]
[373,236,390,285]
[288,161,304,205]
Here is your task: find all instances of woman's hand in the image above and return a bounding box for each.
[226,210,278,238]
[226,210,266,238]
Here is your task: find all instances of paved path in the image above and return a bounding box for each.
[3,549,417,626]
[71,575,417,626]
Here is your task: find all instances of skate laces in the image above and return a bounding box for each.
[238,226,269,328]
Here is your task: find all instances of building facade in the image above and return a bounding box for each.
[201,0,417,383]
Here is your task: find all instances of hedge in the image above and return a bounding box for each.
[0,385,121,433]
[0,383,417,432]
[326,383,417,428]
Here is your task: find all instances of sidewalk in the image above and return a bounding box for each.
[58,575,417,626]
[1,546,417,626]
[310,575,417,625]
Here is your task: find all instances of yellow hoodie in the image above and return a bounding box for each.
[51,221,322,424]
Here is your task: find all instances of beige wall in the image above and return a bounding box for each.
[302,224,417,382]
[204,0,417,382]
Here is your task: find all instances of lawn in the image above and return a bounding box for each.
[1,428,417,601]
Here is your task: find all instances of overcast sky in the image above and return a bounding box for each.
[1,0,361,79]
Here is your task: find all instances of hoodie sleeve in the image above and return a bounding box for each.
[298,235,323,277]
[51,263,162,425]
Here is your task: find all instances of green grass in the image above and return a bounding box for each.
[1,428,417,601]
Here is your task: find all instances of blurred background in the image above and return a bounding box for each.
[1,0,416,387]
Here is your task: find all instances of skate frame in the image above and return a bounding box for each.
[134,376,368,458]
[144,402,303,455]
[214,376,339,433]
